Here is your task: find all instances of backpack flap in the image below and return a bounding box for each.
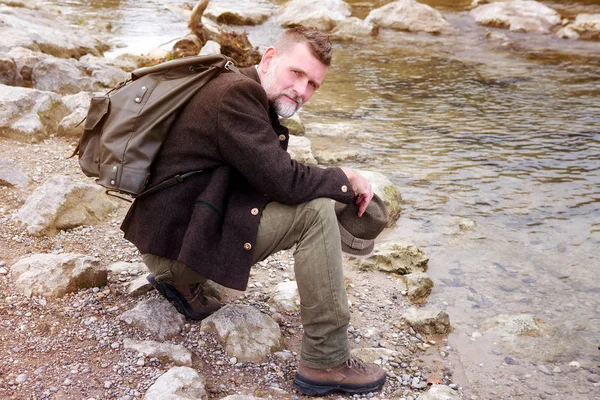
[78,96,110,177]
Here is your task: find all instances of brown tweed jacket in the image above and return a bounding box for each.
[121,67,354,290]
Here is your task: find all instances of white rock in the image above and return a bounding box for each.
[279,113,305,136]
[119,298,186,341]
[199,40,221,56]
[287,135,317,165]
[351,347,401,363]
[559,14,600,40]
[278,0,352,31]
[417,384,462,399]
[403,272,434,304]
[10,253,106,298]
[351,242,429,274]
[313,150,360,165]
[123,339,194,366]
[402,307,452,336]
[144,366,207,400]
[0,159,30,188]
[107,261,146,275]
[366,0,451,34]
[200,305,283,362]
[331,17,378,41]
[14,175,117,236]
[470,1,561,33]
[269,281,300,312]
[0,55,24,86]
[127,275,152,297]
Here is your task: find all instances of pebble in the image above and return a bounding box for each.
[104,381,112,389]
[588,374,600,383]
[537,365,552,375]
[63,378,73,386]
[15,374,27,384]
[0,267,8,275]
[492,349,502,356]
[504,357,515,365]
[471,331,482,338]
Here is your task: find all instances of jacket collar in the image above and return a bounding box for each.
[241,66,260,84]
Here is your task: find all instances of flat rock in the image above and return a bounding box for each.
[200,305,283,362]
[144,366,207,400]
[288,135,317,165]
[483,313,546,337]
[14,175,117,236]
[351,243,429,274]
[278,0,352,32]
[119,298,186,341]
[402,307,452,336]
[366,0,451,34]
[107,261,146,275]
[314,150,360,165]
[351,347,401,363]
[123,339,194,366]
[127,275,152,297]
[0,159,30,188]
[10,253,106,298]
[470,0,561,33]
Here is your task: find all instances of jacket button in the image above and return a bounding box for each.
[341,185,348,193]
[243,243,252,251]
[251,208,259,216]
[278,134,286,142]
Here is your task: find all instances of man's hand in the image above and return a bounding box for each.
[339,167,373,217]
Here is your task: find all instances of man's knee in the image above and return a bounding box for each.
[304,198,337,224]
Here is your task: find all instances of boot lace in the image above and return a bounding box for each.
[346,356,367,372]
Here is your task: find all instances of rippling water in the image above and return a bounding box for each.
[44,0,600,395]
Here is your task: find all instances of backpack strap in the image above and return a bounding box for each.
[136,170,205,198]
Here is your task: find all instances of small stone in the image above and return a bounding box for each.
[492,349,502,356]
[588,374,600,383]
[63,378,73,386]
[15,374,27,384]
[569,361,580,368]
[0,267,8,275]
[471,331,482,338]
[110,342,120,349]
[537,365,552,375]
[504,357,515,365]
[136,359,145,367]
[449,383,459,390]
[104,381,112,389]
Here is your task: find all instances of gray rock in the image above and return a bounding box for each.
[119,298,186,341]
[402,307,452,336]
[356,170,402,227]
[331,17,378,42]
[201,305,283,362]
[127,276,152,297]
[351,242,429,274]
[287,136,317,166]
[10,253,106,298]
[14,175,117,236]
[269,281,300,312]
[144,366,207,400]
[57,107,88,137]
[417,384,461,399]
[279,114,305,136]
[123,339,194,367]
[6,47,49,83]
[366,0,451,34]
[278,0,352,32]
[403,272,434,304]
[0,84,69,141]
[470,1,561,33]
[0,55,24,87]
[0,159,30,188]
[31,58,93,95]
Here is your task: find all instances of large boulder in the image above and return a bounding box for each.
[366,0,451,34]
[200,305,283,362]
[144,367,207,400]
[470,0,561,33]
[356,170,402,227]
[10,253,106,298]
[331,17,378,42]
[0,85,69,141]
[557,14,600,41]
[13,175,117,236]
[0,56,24,87]
[278,0,352,32]
[204,2,274,26]
[119,298,186,341]
[350,243,429,274]
[0,159,30,188]
[0,4,105,58]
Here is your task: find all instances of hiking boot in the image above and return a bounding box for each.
[146,274,223,320]
[293,357,386,396]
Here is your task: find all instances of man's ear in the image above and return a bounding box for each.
[260,47,277,74]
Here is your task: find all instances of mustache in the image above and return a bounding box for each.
[280,89,303,107]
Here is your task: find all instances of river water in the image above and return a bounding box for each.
[46,0,600,397]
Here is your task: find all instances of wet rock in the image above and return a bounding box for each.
[0,159,30,188]
[402,307,452,336]
[279,114,305,136]
[200,304,283,362]
[14,175,117,236]
[351,347,400,363]
[0,55,24,87]
[119,298,186,341]
[314,150,360,165]
[403,272,434,304]
[483,313,546,337]
[366,0,451,34]
[127,276,152,297]
[10,253,106,298]
[0,84,69,141]
[351,243,429,274]
[287,135,317,166]
[331,17,378,42]
[204,2,274,26]
[557,14,600,41]
[450,216,476,232]
[0,4,105,58]
[470,1,561,34]
[278,0,352,32]
[356,170,402,226]
[417,384,461,399]
[199,40,222,56]
[123,339,194,366]
[144,366,207,400]
[269,281,300,312]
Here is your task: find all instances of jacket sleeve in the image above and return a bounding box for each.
[215,78,355,205]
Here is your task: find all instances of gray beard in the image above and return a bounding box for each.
[262,62,302,118]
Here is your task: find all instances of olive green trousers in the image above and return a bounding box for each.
[143,198,351,369]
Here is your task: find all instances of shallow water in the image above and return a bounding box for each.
[46,0,600,396]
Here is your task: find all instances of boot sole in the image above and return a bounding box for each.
[293,372,386,396]
[146,274,210,320]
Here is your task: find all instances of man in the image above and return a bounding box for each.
[121,26,386,395]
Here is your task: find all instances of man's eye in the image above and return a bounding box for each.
[293,70,300,76]
[309,82,316,89]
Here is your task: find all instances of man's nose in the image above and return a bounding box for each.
[292,78,308,100]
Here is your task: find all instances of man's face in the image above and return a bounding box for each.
[260,43,328,118]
